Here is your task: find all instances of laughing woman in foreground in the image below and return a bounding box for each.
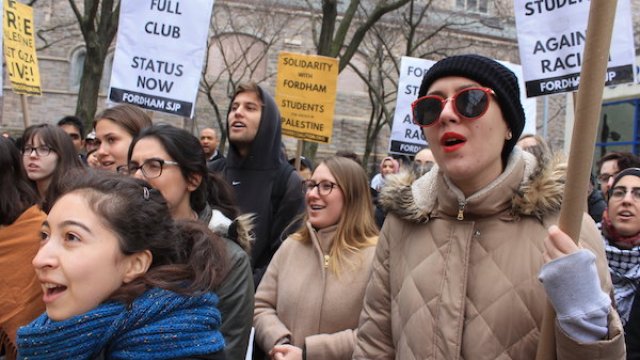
[17,173,228,359]
[254,156,378,360]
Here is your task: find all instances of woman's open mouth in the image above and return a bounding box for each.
[42,283,67,303]
[440,132,467,153]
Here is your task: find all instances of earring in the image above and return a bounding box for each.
[506,131,513,140]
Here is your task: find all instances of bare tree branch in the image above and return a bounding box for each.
[199,1,298,152]
[350,0,493,167]
[64,0,120,129]
[35,20,77,51]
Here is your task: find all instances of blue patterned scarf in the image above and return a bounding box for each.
[16,288,224,359]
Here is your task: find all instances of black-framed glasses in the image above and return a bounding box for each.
[118,158,179,179]
[610,187,640,202]
[411,87,495,127]
[303,180,338,196]
[22,145,52,157]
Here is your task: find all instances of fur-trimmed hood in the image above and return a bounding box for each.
[200,205,254,253]
[222,212,254,254]
[379,148,566,224]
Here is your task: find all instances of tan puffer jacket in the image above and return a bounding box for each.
[353,149,625,360]
[255,223,377,360]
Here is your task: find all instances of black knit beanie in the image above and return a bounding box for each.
[609,167,640,199]
[418,54,526,165]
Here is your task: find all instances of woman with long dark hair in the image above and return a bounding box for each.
[21,124,84,213]
[125,124,254,360]
[17,172,228,359]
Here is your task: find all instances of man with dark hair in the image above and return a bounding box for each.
[288,156,313,181]
[209,82,305,287]
[57,115,85,162]
[597,151,640,196]
[335,150,361,165]
[588,172,606,223]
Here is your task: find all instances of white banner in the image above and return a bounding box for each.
[515,0,636,97]
[387,57,434,155]
[108,0,214,117]
[388,56,536,156]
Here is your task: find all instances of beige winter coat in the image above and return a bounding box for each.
[254,223,376,360]
[353,149,625,360]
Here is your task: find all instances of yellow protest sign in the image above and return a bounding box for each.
[276,52,338,143]
[3,0,41,95]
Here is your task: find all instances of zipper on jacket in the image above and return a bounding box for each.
[323,254,330,268]
[457,200,466,220]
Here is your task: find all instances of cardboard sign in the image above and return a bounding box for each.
[515,0,636,97]
[3,0,40,96]
[388,56,537,156]
[109,0,214,117]
[276,52,338,144]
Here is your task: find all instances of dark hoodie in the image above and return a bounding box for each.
[209,85,305,287]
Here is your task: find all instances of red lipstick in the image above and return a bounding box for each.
[440,132,467,153]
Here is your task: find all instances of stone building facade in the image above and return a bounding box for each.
[2,0,638,170]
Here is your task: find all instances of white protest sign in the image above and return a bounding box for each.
[499,60,537,138]
[515,0,635,97]
[389,56,536,156]
[388,57,433,155]
[109,0,214,117]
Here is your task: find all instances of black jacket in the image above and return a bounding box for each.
[199,206,254,360]
[626,293,640,359]
[206,150,224,164]
[588,188,607,224]
[209,86,305,287]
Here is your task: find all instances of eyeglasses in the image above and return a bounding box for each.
[22,145,52,157]
[598,173,617,184]
[118,158,179,179]
[303,180,338,196]
[610,187,640,202]
[411,87,495,127]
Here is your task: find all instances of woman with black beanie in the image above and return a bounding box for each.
[353,54,624,359]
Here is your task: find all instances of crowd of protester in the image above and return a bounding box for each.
[2,55,640,359]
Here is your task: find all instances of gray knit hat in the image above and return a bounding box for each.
[418,54,525,165]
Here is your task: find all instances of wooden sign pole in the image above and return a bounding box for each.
[20,94,30,128]
[294,140,303,171]
[535,1,618,358]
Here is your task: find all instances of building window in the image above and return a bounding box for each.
[69,47,86,91]
[595,98,640,160]
[456,0,488,13]
[337,53,367,94]
[205,33,268,83]
[69,47,114,93]
[101,53,114,93]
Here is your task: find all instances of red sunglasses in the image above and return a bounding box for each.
[411,87,496,127]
